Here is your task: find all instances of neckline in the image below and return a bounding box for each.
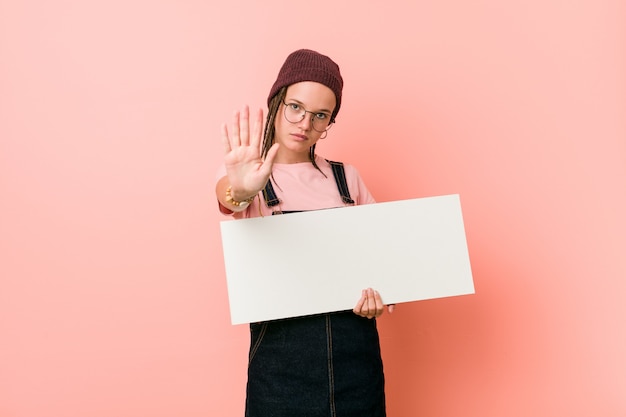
[272,155,323,167]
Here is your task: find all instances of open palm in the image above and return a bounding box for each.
[221,106,279,199]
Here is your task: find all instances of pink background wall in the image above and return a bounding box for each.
[1,1,625,416]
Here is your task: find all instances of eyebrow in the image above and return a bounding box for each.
[286,98,332,114]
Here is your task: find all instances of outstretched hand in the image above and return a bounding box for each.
[221,106,279,200]
[353,288,395,319]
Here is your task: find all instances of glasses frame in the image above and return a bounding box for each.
[281,101,333,133]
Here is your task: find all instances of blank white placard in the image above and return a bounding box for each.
[220,194,474,325]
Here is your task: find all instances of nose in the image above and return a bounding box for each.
[297,112,313,131]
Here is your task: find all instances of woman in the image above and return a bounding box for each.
[216,49,393,417]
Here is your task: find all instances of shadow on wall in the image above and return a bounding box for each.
[377,256,532,415]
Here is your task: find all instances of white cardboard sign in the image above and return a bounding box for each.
[220,194,474,325]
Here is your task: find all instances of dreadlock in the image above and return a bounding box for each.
[262,86,327,177]
[261,87,284,160]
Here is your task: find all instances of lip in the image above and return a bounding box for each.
[290,133,309,141]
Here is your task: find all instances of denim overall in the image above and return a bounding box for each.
[245,161,386,417]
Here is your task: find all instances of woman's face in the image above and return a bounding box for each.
[273,81,336,163]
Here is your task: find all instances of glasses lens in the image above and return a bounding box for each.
[311,115,330,132]
[284,103,303,124]
[283,102,331,132]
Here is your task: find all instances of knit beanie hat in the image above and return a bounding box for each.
[267,49,343,122]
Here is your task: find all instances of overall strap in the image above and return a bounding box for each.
[326,159,355,205]
[262,179,281,207]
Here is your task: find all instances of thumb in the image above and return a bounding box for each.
[259,143,279,176]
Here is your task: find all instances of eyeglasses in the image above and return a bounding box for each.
[282,101,333,132]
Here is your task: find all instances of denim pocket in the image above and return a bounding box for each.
[248,322,268,364]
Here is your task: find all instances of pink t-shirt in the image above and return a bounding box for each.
[217,155,376,219]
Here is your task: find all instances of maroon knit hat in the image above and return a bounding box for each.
[267,49,343,122]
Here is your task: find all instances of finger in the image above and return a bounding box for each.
[387,304,395,314]
[259,143,279,177]
[360,290,373,319]
[374,290,384,317]
[221,123,232,154]
[353,290,366,315]
[366,288,377,318]
[250,107,263,151]
[240,105,250,146]
[354,290,368,315]
[231,110,241,147]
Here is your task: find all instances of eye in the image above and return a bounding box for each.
[288,103,301,111]
[315,113,328,120]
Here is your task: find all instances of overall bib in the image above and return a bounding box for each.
[245,161,386,417]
